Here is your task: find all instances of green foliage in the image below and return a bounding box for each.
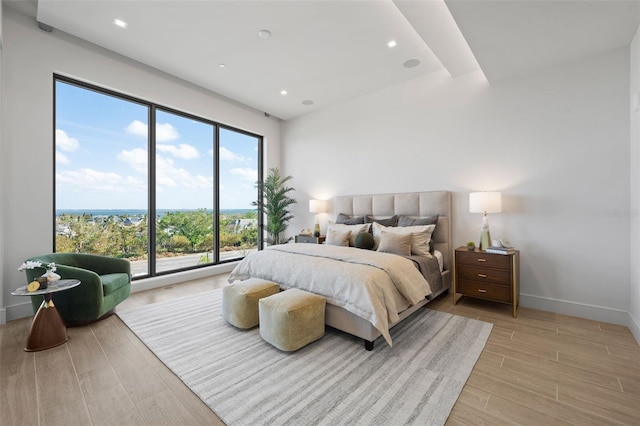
[158,209,213,252]
[55,210,258,259]
[252,167,297,245]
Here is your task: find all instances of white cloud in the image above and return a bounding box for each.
[157,143,199,159]
[220,147,248,162]
[156,122,180,142]
[230,167,257,183]
[125,120,179,142]
[56,129,79,152]
[118,148,212,191]
[56,168,123,191]
[125,120,147,138]
[117,148,148,174]
[56,151,70,165]
[156,155,213,190]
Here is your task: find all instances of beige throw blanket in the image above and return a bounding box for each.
[228,244,432,345]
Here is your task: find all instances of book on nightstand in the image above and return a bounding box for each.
[485,246,516,255]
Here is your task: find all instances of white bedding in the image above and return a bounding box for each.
[228,244,433,346]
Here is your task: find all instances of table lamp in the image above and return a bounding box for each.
[309,199,328,237]
[469,192,502,250]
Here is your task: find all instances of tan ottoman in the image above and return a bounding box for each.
[222,278,280,329]
[259,289,326,351]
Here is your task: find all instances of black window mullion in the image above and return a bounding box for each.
[257,137,264,250]
[213,125,220,264]
[148,105,157,277]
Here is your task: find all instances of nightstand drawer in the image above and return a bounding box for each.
[457,280,511,303]
[457,265,511,286]
[456,250,511,270]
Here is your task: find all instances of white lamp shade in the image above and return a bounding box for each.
[469,192,502,213]
[309,199,329,214]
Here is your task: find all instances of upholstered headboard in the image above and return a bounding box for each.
[334,191,453,271]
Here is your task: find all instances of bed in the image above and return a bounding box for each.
[228,190,452,350]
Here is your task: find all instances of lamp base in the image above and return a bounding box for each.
[479,230,491,251]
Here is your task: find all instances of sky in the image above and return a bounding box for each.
[55,80,260,210]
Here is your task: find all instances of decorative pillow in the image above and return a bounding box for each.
[372,222,435,256]
[377,231,412,256]
[336,213,365,225]
[398,214,439,252]
[397,214,439,227]
[326,222,371,246]
[325,228,350,246]
[354,231,374,250]
[365,215,398,227]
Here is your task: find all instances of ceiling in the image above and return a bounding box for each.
[25,1,640,120]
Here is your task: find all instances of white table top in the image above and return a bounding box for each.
[12,279,81,296]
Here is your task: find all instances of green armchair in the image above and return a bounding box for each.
[23,253,131,326]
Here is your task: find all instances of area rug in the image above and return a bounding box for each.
[117,289,492,425]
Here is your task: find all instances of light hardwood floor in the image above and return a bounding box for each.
[2,274,639,425]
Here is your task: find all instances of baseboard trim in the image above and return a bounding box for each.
[4,300,34,323]
[629,312,640,345]
[131,262,237,293]
[520,293,628,326]
[0,307,6,324]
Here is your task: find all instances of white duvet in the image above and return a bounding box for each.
[228,244,432,346]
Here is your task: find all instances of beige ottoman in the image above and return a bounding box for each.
[222,278,280,329]
[259,289,326,351]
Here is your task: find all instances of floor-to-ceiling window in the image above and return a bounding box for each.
[54,76,262,278]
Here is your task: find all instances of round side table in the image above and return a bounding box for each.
[11,279,81,352]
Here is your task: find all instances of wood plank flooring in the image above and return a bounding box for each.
[2,274,639,425]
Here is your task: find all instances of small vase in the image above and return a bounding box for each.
[36,276,48,290]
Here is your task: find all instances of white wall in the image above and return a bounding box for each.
[0,1,4,323]
[283,48,631,326]
[0,6,281,322]
[630,26,640,342]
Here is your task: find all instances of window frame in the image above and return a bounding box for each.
[53,74,264,279]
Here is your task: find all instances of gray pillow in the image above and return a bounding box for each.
[397,214,439,227]
[365,215,398,227]
[336,213,365,225]
[398,214,439,252]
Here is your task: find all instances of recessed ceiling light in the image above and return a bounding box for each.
[302,100,314,106]
[258,30,272,39]
[403,59,421,68]
[112,18,128,29]
[280,90,288,95]
[387,40,397,48]
[218,63,226,69]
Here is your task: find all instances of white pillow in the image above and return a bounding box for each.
[372,222,435,256]
[325,228,351,246]
[377,230,412,256]
[326,222,370,246]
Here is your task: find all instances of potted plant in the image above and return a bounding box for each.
[253,167,297,245]
[466,241,476,251]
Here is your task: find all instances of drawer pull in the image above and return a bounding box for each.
[477,273,487,278]
[477,258,487,262]
[478,289,487,293]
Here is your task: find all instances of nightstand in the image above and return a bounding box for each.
[295,235,326,244]
[453,247,520,317]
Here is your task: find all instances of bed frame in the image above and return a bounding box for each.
[328,190,452,350]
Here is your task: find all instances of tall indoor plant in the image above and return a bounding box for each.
[253,167,297,245]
